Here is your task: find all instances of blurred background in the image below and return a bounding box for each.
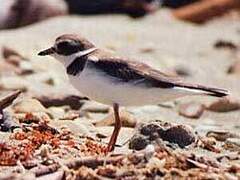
[0,0,239,178]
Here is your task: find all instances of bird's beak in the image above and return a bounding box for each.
[38,47,55,56]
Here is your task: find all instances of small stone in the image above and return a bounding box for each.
[39,144,50,159]
[226,138,240,147]
[129,134,150,150]
[13,99,48,113]
[0,90,21,109]
[224,138,240,151]
[139,44,155,53]
[60,111,80,120]
[174,66,191,77]
[94,109,137,128]
[206,97,240,112]
[163,125,195,148]
[81,101,110,113]
[50,119,95,136]
[0,111,20,132]
[214,40,238,50]
[2,46,23,59]
[178,102,205,119]
[44,78,55,86]
[36,94,85,110]
[18,112,51,124]
[206,130,240,141]
[131,120,196,149]
[140,123,163,136]
[227,61,240,75]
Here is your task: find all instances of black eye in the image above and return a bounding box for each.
[56,41,80,55]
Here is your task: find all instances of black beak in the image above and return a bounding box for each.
[38,47,55,56]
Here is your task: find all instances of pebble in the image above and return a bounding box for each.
[225,138,240,151]
[227,61,240,75]
[81,101,110,113]
[94,109,137,128]
[163,125,196,148]
[226,138,240,147]
[174,66,191,77]
[36,94,84,110]
[214,40,238,50]
[206,97,240,112]
[206,130,240,141]
[178,102,205,119]
[129,120,196,150]
[0,111,20,132]
[129,134,150,150]
[13,99,48,113]
[2,46,23,59]
[50,119,95,136]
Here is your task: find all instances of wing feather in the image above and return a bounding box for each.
[87,57,179,88]
[87,56,228,97]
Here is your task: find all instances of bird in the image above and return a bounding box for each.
[38,34,228,152]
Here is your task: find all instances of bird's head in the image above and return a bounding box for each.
[38,34,96,66]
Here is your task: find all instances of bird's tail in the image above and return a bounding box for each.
[174,83,229,97]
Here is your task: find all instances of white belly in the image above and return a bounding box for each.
[68,67,194,106]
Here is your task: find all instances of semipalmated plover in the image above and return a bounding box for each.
[38,34,228,152]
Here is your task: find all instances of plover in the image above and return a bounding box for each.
[38,34,228,152]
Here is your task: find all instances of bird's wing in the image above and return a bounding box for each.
[87,57,228,97]
[87,57,181,88]
[127,59,228,97]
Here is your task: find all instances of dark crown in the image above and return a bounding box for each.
[55,34,95,56]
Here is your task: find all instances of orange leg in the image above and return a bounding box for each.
[107,103,122,152]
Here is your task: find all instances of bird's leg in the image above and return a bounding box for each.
[107,103,122,152]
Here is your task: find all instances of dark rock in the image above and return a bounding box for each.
[0,90,21,110]
[162,0,198,8]
[36,95,86,110]
[129,120,195,150]
[214,40,238,50]
[163,125,195,148]
[0,111,20,132]
[66,0,161,18]
[140,123,163,136]
[129,134,150,150]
